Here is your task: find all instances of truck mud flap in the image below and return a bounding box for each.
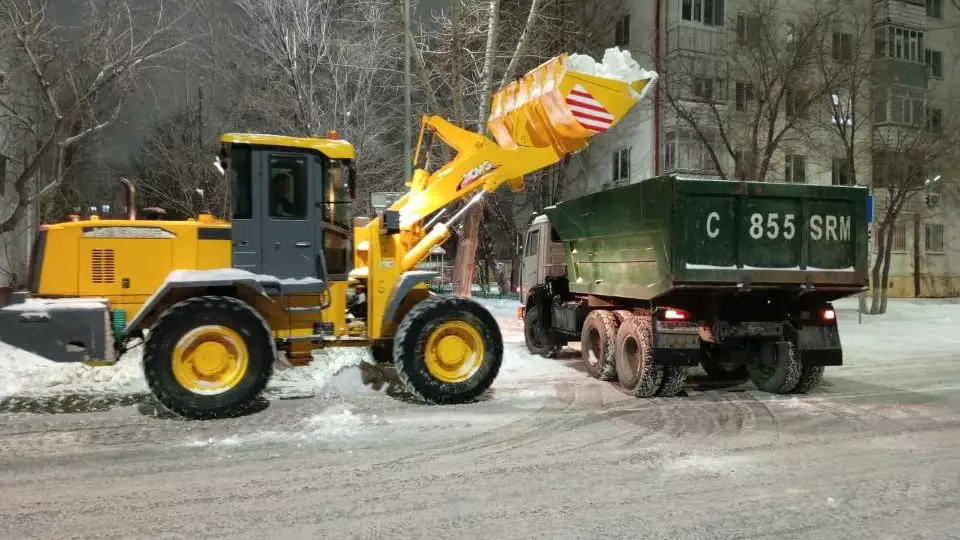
[652,321,700,367]
[0,297,114,364]
[796,325,843,366]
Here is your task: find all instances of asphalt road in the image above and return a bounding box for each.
[1,335,959,538]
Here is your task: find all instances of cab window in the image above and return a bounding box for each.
[324,160,351,229]
[525,229,540,257]
[268,155,309,220]
[230,146,252,220]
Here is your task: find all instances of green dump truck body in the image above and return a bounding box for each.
[542,176,869,301]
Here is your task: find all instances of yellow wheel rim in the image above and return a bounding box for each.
[172,325,249,395]
[424,321,485,384]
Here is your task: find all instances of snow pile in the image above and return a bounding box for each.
[0,343,147,399]
[568,46,659,99]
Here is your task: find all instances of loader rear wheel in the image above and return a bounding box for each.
[614,315,663,397]
[524,304,560,358]
[580,310,618,381]
[143,295,274,420]
[747,341,802,394]
[394,295,502,404]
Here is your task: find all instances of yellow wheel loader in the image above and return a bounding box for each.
[0,49,657,419]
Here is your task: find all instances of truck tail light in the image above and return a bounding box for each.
[662,308,690,321]
[821,308,836,322]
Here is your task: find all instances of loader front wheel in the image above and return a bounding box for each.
[143,295,275,420]
[394,295,502,404]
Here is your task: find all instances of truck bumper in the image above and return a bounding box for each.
[0,294,116,364]
[653,321,700,367]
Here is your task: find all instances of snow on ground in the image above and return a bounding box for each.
[1,295,957,402]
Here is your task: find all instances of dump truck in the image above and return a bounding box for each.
[518,176,869,397]
[0,48,658,419]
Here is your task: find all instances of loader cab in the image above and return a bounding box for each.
[216,133,357,281]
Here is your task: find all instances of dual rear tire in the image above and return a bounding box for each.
[579,310,687,398]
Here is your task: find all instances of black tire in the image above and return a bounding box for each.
[393,295,502,404]
[614,315,663,397]
[791,365,825,393]
[747,341,802,394]
[143,295,275,420]
[657,367,689,397]
[370,340,394,363]
[700,342,748,381]
[524,304,561,358]
[580,310,618,381]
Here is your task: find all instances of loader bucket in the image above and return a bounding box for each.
[487,48,658,154]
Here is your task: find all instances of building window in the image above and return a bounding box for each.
[832,32,853,61]
[734,149,756,180]
[878,27,924,62]
[830,90,853,126]
[831,157,852,185]
[664,130,718,173]
[875,87,925,126]
[925,223,944,254]
[784,154,806,183]
[925,107,943,133]
[691,76,727,102]
[615,13,630,48]
[785,88,807,119]
[736,14,760,46]
[924,49,943,78]
[664,140,676,172]
[888,222,908,253]
[682,0,724,26]
[612,147,630,183]
[735,81,754,111]
[926,0,942,19]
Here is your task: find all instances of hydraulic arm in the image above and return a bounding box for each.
[352,49,658,339]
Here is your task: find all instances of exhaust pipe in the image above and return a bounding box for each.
[115,177,136,220]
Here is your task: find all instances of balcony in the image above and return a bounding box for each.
[873,58,928,88]
[666,23,727,57]
[874,0,926,28]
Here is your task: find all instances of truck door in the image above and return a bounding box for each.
[520,226,542,300]
[260,151,318,279]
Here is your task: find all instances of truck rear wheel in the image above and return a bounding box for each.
[656,367,689,397]
[791,365,825,393]
[394,295,502,404]
[524,304,561,358]
[614,315,663,397]
[580,310,618,380]
[700,342,748,381]
[747,341,802,394]
[143,295,275,420]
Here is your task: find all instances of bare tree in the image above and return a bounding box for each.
[656,0,846,181]
[0,0,189,234]
[229,0,406,208]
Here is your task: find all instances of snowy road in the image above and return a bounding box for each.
[1,298,960,539]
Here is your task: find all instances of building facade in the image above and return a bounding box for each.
[567,0,960,297]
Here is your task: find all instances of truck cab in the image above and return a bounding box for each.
[518,214,566,313]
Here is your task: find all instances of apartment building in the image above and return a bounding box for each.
[567,0,960,297]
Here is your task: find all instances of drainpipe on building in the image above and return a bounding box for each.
[913,213,921,297]
[653,0,662,176]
